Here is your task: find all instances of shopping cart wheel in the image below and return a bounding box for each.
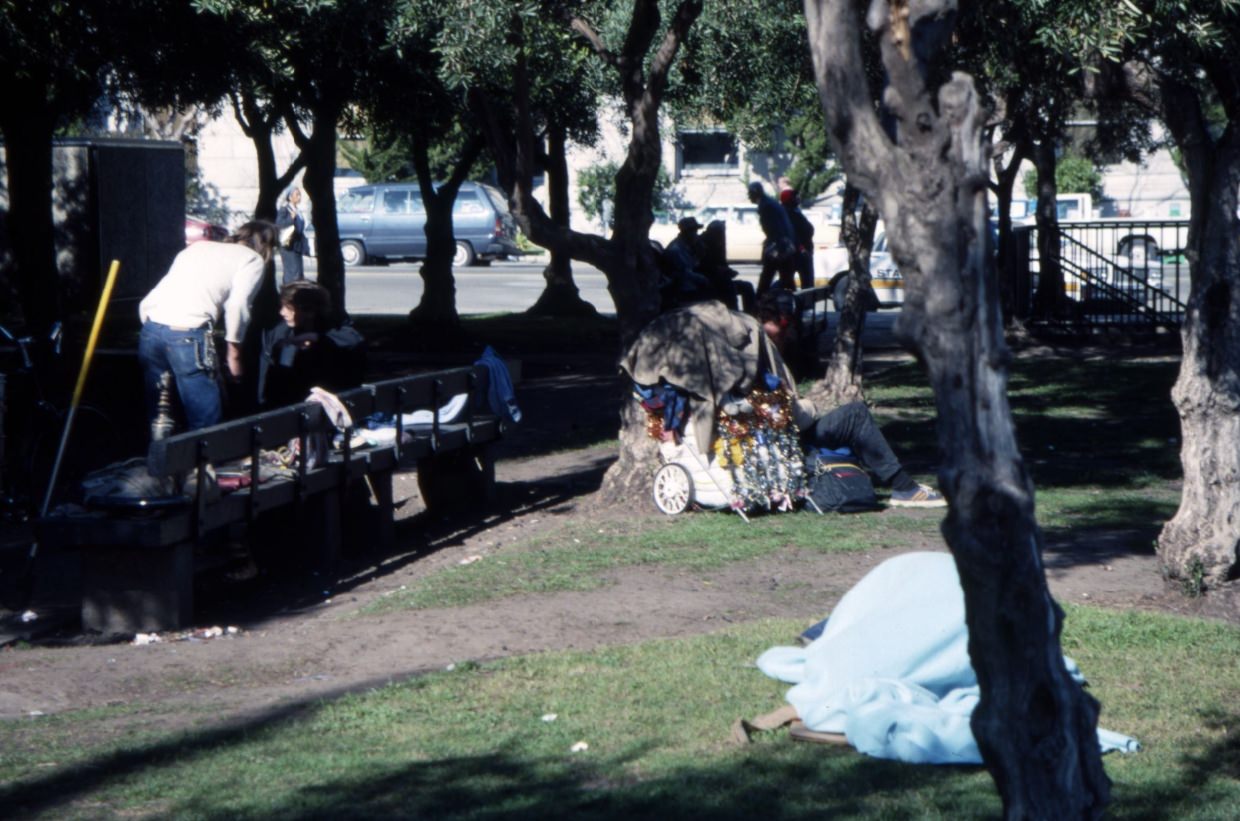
[652,463,693,515]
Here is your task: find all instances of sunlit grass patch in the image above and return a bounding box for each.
[367,508,943,613]
[2,608,1235,819]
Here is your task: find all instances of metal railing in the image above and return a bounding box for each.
[1011,221,1190,331]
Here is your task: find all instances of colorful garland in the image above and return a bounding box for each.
[712,386,807,511]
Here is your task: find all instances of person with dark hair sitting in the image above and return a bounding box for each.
[258,281,365,408]
[756,292,946,508]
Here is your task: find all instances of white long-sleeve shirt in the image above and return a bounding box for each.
[139,241,266,343]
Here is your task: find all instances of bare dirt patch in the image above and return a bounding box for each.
[1,365,1235,739]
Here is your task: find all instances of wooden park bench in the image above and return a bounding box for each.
[37,365,505,635]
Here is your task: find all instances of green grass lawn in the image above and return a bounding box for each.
[1,607,1235,819]
[369,353,1182,615]
[3,349,1222,818]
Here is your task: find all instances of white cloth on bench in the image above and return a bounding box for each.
[401,392,468,426]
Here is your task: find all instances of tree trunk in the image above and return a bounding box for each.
[234,90,305,222]
[1031,140,1065,318]
[528,126,597,318]
[299,107,346,323]
[409,134,485,330]
[993,138,1028,321]
[0,103,60,336]
[470,2,702,503]
[810,182,875,409]
[411,193,460,329]
[804,1,1110,816]
[1156,80,1240,586]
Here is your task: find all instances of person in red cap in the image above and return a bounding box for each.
[780,188,816,289]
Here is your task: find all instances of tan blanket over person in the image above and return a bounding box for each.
[619,301,814,455]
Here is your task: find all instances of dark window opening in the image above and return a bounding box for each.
[680,131,738,169]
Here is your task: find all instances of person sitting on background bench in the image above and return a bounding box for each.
[756,292,946,508]
[700,220,756,313]
[660,217,715,310]
[258,281,365,409]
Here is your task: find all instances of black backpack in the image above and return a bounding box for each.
[805,451,881,513]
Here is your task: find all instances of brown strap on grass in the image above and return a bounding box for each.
[731,704,799,744]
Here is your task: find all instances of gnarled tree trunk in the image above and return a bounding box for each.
[809,182,876,409]
[1156,75,1240,586]
[232,89,305,222]
[293,105,347,323]
[409,134,484,330]
[805,1,1110,816]
[992,136,1028,321]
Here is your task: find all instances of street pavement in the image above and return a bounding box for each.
[301,256,902,347]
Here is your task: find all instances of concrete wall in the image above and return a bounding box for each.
[194,115,302,225]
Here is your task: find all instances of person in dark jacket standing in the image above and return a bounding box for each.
[748,181,798,295]
[275,187,311,286]
[780,188,816,289]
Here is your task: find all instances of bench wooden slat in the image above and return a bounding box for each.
[148,403,329,477]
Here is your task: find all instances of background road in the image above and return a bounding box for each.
[301,256,902,345]
[303,257,764,315]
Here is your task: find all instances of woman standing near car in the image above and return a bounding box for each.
[276,187,311,285]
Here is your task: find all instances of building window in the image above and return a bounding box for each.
[679,130,739,174]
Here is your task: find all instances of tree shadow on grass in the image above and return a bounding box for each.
[879,413,1182,491]
[193,456,615,628]
[4,685,1232,819]
[0,679,991,820]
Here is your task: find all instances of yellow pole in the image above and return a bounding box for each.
[40,259,121,516]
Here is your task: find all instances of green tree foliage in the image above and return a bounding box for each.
[781,112,840,201]
[1022,154,1102,199]
[576,161,681,224]
[339,137,414,183]
[671,0,812,147]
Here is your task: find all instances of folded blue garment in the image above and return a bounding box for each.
[759,552,1140,764]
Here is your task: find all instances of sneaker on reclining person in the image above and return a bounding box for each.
[890,483,947,508]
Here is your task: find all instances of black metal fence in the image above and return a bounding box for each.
[1010,221,1190,331]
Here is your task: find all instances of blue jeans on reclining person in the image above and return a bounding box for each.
[139,321,223,434]
[801,401,903,486]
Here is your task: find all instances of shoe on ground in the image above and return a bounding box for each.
[890,484,947,508]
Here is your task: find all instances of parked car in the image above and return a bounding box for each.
[185,216,228,245]
[814,228,903,311]
[308,181,520,267]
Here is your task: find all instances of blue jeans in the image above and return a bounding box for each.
[802,401,903,484]
[139,321,222,434]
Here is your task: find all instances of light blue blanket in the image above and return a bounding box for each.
[757,552,1140,764]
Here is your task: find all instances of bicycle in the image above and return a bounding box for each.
[0,322,118,524]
